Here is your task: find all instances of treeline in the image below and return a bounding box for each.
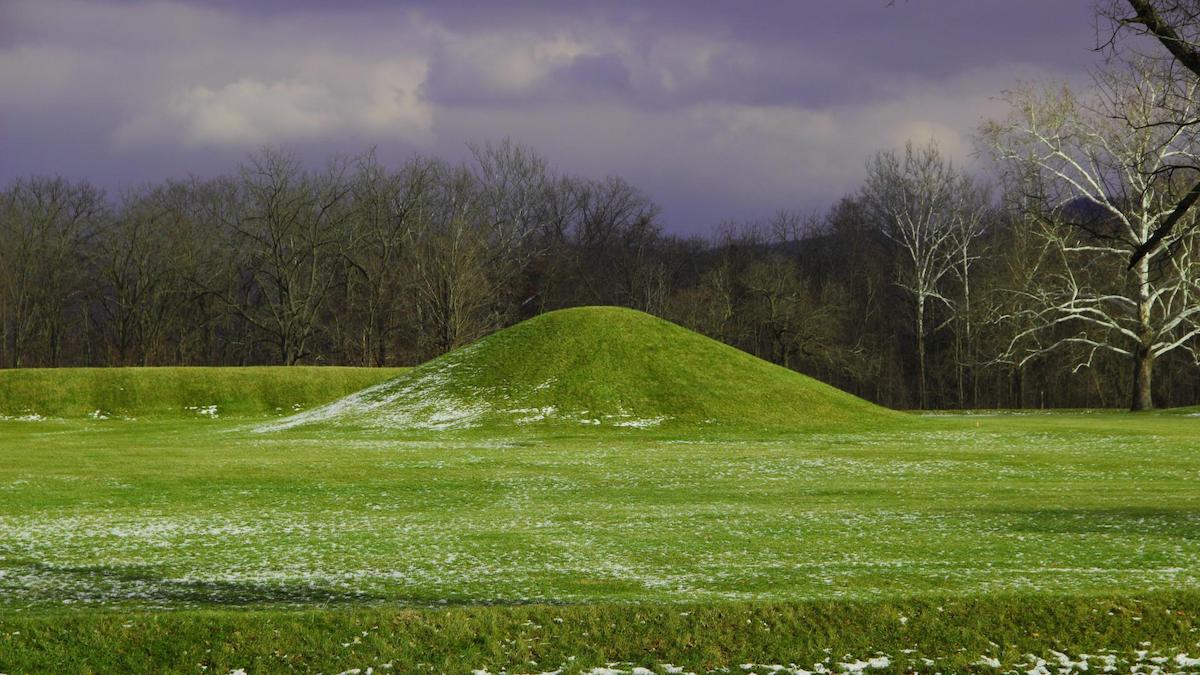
[2,140,1198,409]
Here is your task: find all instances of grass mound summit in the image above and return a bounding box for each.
[263,306,897,433]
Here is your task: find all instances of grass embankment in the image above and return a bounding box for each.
[4,593,1198,673]
[0,366,405,418]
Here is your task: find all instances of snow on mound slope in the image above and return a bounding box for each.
[258,306,899,432]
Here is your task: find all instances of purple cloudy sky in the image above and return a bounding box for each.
[1,0,1101,234]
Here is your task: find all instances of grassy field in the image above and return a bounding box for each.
[1,404,1199,672]
[1,312,1198,673]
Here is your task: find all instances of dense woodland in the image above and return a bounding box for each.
[7,6,1200,411]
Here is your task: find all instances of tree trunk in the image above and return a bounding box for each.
[916,296,927,409]
[1130,258,1154,411]
[1131,343,1155,411]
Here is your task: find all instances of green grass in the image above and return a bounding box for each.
[1,328,1198,672]
[4,594,1199,673]
[1,407,1199,671]
[0,366,405,419]
[277,306,899,433]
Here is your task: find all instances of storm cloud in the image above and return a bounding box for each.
[0,0,1098,233]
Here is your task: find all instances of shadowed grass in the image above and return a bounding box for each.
[2,593,1198,673]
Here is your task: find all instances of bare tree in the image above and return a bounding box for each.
[469,139,554,317]
[863,141,972,408]
[946,177,993,407]
[337,150,431,365]
[1099,0,1200,264]
[200,148,351,365]
[412,162,495,355]
[0,177,103,367]
[570,175,663,307]
[984,65,1200,410]
[90,187,186,365]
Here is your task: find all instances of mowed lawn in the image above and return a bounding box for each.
[1,408,1199,672]
[3,413,1199,608]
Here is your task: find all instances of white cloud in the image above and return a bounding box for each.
[2,0,434,150]
[115,58,432,148]
[172,79,336,146]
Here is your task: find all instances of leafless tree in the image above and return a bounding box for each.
[337,150,431,365]
[0,177,103,366]
[570,175,663,308]
[863,141,977,408]
[90,186,187,365]
[200,148,351,365]
[470,139,555,317]
[1098,0,1200,264]
[984,65,1200,410]
[946,176,993,407]
[412,161,495,354]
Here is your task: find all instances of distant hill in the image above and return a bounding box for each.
[262,306,900,433]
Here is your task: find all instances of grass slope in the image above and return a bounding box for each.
[5,594,1200,673]
[270,306,898,433]
[0,366,406,419]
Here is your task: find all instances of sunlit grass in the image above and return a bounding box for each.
[1,364,1198,671]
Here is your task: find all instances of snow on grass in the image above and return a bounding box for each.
[3,427,1200,609]
[4,419,1200,610]
[513,407,558,424]
[0,412,48,421]
[254,355,673,433]
[457,651,1200,674]
[184,405,219,419]
[254,357,490,432]
[836,656,889,672]
[612,415,668,428]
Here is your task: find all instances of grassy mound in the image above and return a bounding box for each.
[267,306,898,432]
[0,366,405,419]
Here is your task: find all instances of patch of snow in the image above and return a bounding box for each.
[837,657,888,673]
[613,416,667,429]
[512,406,557,424]
[0,412,46,422]
[185,405,219,419]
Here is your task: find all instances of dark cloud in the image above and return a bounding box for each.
[1,0,1102,235]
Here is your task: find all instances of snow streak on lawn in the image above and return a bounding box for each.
[313,648,1200,675]
[1,422,1198,609]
